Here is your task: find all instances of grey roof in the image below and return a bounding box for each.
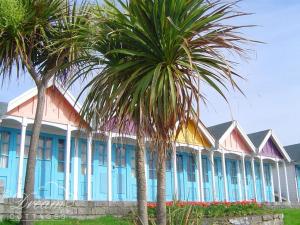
[248,130,270,148]
[0,102,8,118]
[285,144,300,162]
[207,121,233,140]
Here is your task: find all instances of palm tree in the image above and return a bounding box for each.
[0,1,91,224]
[77,0,253,224]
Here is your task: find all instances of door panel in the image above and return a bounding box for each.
[264,164,273,202]
[226,159,239,202]
[214,158,224,201]
[147,151,157,202]
[176,153,184,200]
[202,156,212,202]
[255,162,262,202]
[245,161,255,200]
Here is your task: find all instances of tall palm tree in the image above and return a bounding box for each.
[77,0,253,224]
[0,1,91,224]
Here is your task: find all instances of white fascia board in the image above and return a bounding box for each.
[258,130,272,153]
[218,121,236,144]
[197,121,215,148]
[270,131,291,162]
[235,122,256,153]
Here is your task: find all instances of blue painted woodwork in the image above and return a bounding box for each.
[245,161,255,200]
[214,157,224,201]
[264,163,273,202]
[226,159,239,202]
[147,151,157,202]
[78,139,87,200]
[254,162,263,202]
[92,141,108,200]
[165,152,173,201]
[202,155,212,202]
[296,166,300,199]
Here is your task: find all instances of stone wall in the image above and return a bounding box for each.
[203,214,283,225]
[0,198,136,221]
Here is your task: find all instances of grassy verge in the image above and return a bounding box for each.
[0,216,130,225]
[277,208,300,225]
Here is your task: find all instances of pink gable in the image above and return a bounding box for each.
[260,139,284,159]
[7,86,83,127]
[220,128,252,154]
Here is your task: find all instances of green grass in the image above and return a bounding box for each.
[279,208,300,225]
[0,216,131,225]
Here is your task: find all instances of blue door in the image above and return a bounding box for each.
[35,136,52,199]
[186,153,197,201]
[202,155,212,202]
[255,162,262,202]
[245,161,255,200]
[176,153,185,201]
[166,152,173,201]
[92,141,107,200]
[296,166,300,199]
[55,138,66,200]
[147,151,157,202]
[112,144,127,201]
[0,130,13,197]
[226,159,239,202]
[214,157,224,201]
[264,164,273,202]
[78,140,87,200]
[127,145,136,201]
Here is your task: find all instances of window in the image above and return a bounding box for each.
[37,137,52,160]
[188,155,196,182]
[57,139,65,172]
[230,161,238,184]
[0,131,10,168]
[166,152,172,171]
[98,145,107,166]
[149,153,156,179]
[81,142,87,175]
[264,166,271,186]
[202,158,209,183]
[16,134,31,158]
[176,154,183,173]
[115,147,126,167]
[131,151,135,177]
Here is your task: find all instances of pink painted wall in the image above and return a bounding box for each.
[7,86,82,126]
[220,128,252,154]
[260,139,283,159]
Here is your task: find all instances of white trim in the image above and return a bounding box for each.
[197,121,215,147]
[251,157,257,201]
[197,149,204,201]
[283,161,290,202]
[237,159,242,201]
[218,121,256,153]
[260,157,266,202]
[7,80,82,114]
[64,124,71,200]
[270,164,275,202]
[241,154,248,200]
[17,117,27,198]
[276,161,282,202]
[221,150,228,201]
[257,130,291,162]
[210,151,217,201]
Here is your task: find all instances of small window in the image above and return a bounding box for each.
[131,151,136,177]
[81,142,87,175]
[0,131,10,168]
[115,147,126,167]
[202,158,209,183]
[149,153,157,180]
[57,139,65,173]
[98,145,107,166]
[230,161,238,184]
[176,154,183,173]
[37,137,52,160]
[16,134,31,158]
[187,155,196,182]
[166,152,172,171]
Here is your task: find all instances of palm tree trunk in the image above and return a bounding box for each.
[136,136,148,225]
[156,147,166,225]
[20,83,47,225]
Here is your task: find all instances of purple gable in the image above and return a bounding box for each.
[260,138,284,159]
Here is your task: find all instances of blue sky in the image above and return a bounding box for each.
[1,0,300,145]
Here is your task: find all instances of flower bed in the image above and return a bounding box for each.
[146,200,272,224]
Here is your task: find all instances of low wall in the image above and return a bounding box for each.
[203,214,283,225]
[0,198,136,221]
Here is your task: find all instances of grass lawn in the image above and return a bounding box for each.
[0,216,131,225]
[279,208,300,225]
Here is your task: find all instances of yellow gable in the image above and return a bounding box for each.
[176,120,211,148]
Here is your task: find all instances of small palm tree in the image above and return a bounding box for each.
[0,0,91,224]
[77,0,253,224]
